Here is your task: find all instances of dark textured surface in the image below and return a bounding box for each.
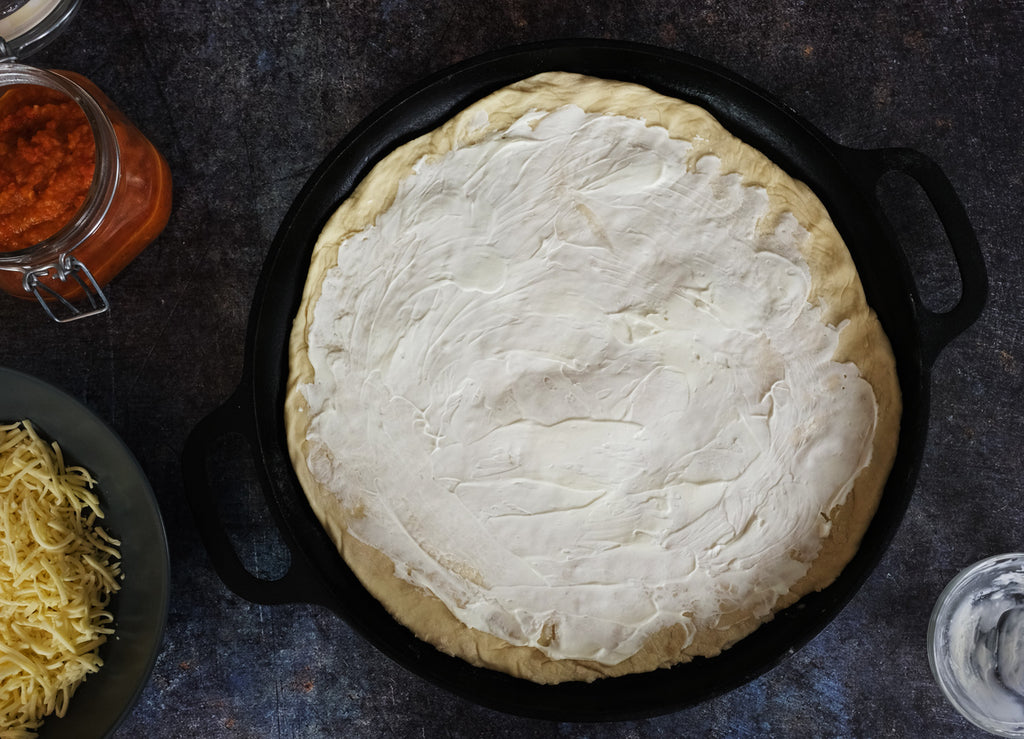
[0,1,1019,736]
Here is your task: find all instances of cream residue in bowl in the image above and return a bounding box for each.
[931,554,1024,736]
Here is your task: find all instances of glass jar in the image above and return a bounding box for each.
[0,0,80,58]
[0,1,172,321]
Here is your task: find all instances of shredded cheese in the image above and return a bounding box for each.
[0,420,121,738]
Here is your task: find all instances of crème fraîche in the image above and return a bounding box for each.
[285,72,900,684]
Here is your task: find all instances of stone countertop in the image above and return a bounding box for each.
[2,1,1019,736]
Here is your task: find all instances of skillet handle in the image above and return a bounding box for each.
[182,383,330,607]
[838,146,986,365]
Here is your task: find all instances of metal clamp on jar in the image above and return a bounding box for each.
[0,0,171,321]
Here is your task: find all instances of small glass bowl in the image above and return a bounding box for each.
[929,553,1024,736]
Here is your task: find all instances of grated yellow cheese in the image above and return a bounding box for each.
[0,420,121,738]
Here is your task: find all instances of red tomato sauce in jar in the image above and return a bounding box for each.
[0,70,172,304]
[0,85,96,251]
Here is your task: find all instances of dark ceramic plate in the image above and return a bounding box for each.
[0,367,169,738]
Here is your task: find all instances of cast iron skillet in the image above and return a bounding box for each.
[182,39,986,721]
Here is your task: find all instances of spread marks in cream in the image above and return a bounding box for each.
[300,105,877,665]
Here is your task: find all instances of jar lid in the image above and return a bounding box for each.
[0,0,79,60]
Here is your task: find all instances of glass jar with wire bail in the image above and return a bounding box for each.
[0,0,172,321]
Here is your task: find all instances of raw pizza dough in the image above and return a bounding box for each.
[284,72,901,684]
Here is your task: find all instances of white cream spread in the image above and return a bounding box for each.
[300,105,878,665]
